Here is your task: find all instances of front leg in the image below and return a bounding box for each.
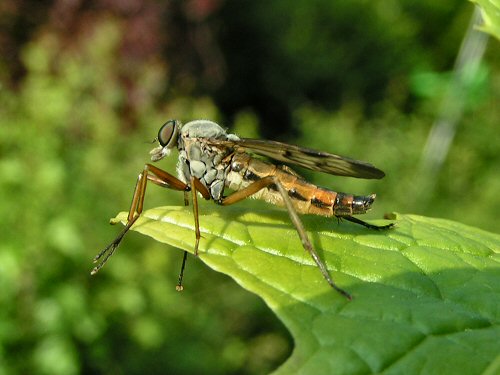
[92,164,191,275]
[218,176,352,300]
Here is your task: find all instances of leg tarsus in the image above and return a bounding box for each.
[91,217,138,274]
[341,215,395,230]
[176,251,189,291]
[92,164,190,275]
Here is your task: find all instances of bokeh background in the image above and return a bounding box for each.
[1,1,498,374]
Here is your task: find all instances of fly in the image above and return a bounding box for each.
[92,119,394,299]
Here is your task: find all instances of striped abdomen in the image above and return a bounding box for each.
[225,153,376,217]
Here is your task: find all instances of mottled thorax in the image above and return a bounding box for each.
[176,120,239,200]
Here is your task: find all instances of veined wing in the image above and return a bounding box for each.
[208,138,385,179]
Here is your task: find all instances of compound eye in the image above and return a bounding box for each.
[158,120,178,147]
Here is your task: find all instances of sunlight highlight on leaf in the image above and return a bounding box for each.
[112,207,500,375]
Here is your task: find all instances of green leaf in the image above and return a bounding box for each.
[112,207,500,375]
[471,0,500,40]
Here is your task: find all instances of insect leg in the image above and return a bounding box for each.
[176,192,190,292]
[176,251,189,291]
[92,164,189,275]
[177,178,210,290]
[342,215,395,230]
[219,176,352,300]
[189,177,211,257]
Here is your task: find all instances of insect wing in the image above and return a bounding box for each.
[207,138,385,179]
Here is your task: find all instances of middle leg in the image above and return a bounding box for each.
[176,177,211,291]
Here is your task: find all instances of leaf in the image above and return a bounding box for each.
[112,206,500,375]
[470,0,500,40]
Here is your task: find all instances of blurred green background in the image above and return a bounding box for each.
[0,1,498,374]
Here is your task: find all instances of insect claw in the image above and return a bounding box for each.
[329,283,353,300]
[91,239,121,274]
[176,251,189,290]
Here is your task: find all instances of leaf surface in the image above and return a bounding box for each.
[112,207,500,375]
[471,0,500,40]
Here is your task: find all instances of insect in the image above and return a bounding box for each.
[92,119,394,299]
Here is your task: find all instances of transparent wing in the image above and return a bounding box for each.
[208,138,385,179]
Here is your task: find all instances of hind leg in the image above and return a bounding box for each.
[341,215,395,230]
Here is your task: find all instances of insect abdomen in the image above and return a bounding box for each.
[329,192,376,216]
[227,154,376,217]
[287,183,376,217]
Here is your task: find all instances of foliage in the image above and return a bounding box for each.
[213,0,472,137]
[471,0,500,40]
[114,207,500,375]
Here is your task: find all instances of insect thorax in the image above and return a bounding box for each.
[176,120,238,201]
